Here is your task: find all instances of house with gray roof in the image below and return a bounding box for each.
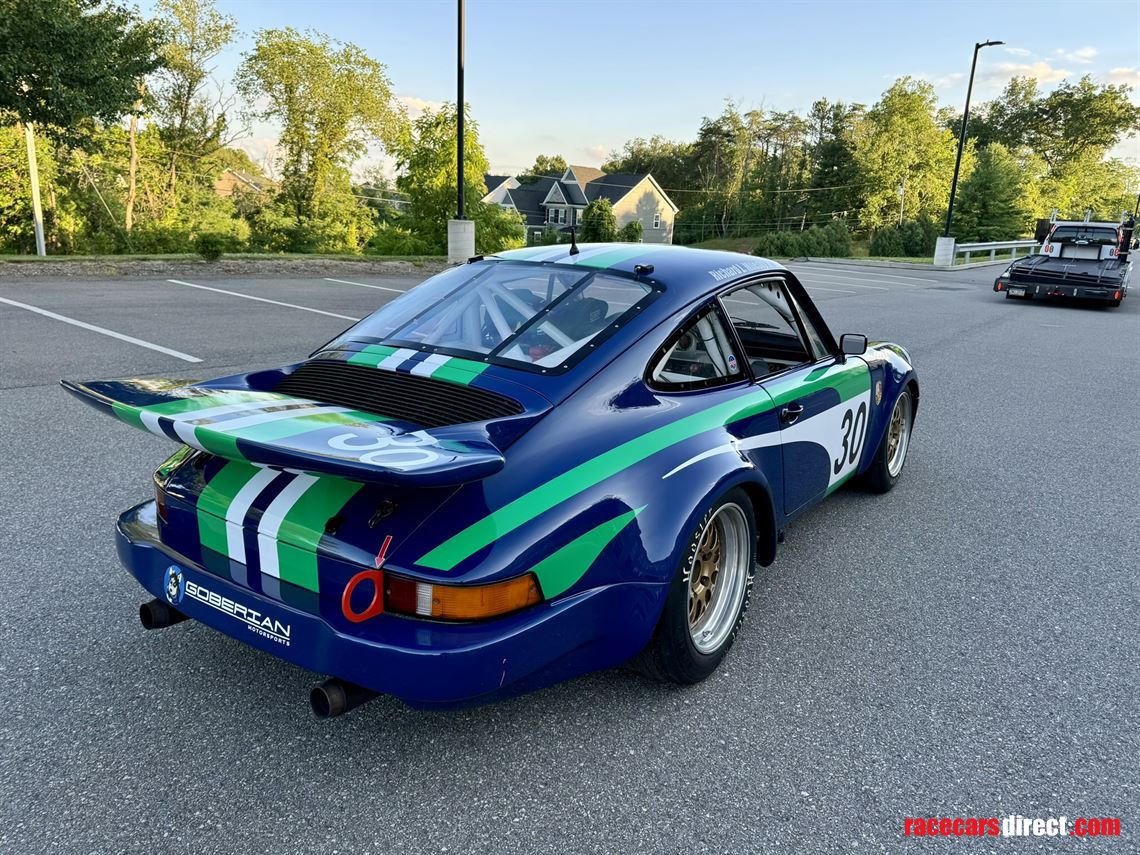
[482,165,678,244]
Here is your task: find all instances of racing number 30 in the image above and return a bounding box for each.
[833,402,867,475]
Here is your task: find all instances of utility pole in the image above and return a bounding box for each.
[446,0,474,263]
[23,123,46,256]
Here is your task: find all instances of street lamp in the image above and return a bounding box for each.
[447,0,475,262]
[944,39,1004,237]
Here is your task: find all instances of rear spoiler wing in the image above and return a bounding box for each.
[61,378,505,487]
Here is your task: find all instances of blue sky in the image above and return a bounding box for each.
[148,0,1140,176]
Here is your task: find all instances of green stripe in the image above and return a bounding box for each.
[430,357,489,386]
[196,462,261,558]
[347,344,399,366]
[417,389,777,571]
[530,507,643,598]
[574,246,653,269]
[111,401,145,429]
[418,360,871,571]
[765,360,869,408]
[275,477,364,592]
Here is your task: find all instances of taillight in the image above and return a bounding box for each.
[384,573,542,621]
[154,477,169,523]
[995,279,1004,291]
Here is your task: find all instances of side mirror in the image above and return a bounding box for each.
[839,333,868,360]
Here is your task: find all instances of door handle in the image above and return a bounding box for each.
[780,403,804,425]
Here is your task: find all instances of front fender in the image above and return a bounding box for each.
[859,343,919,473]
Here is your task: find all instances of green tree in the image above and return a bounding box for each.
[152,0,238,188]
[616,219,642,242]
[580,197,617,242]
[236,27,405,233]
[0,0,164,140]
[854,77,963,230]
[518,153,567,183]
[395,104,524,254]
[952,143,1031,241]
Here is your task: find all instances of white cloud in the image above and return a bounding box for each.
[1004,47,1032,57]
[1055,46,1098,64]
[582,144,608,164]
[984,61,1073,84]
[397,95,445,119]
[1106,67,1140,87]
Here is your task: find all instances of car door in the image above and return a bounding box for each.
[719,278,871,515]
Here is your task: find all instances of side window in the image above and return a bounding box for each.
[649,308,744,390]
[720,280,813,378]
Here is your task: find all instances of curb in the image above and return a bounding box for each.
[795,256,1014,272]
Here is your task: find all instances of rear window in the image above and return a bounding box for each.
[329,261,657,371]
[1049,226,1118,246]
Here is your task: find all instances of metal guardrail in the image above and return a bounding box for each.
[953,239,1038,265]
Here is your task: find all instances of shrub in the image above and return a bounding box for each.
[194,231,229,261]
[368,222,433,256]
[869,228,905,257]
[754,220,851,258]
[617,220,643,242]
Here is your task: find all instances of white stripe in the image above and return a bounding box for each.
[0,296,202,362]
[793,273,890,290]
[140,410,165,437]
[210,405,352,432]
[410,353,451,376]
[224,468,281,564]
[256,474,319,578]
[323,277,407,294]
[787,266,937,285]
[165,280,360,321]
[379,347,417,370]
[803,284,856,294]
[173,399,293,423]
[662,432,783,479]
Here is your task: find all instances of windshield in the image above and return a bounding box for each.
[1050,226,1118,245]
[328,261,657,370]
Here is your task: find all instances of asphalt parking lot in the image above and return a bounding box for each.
[1,259,1137,853]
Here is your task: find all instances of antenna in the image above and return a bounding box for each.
[568,226,579,256]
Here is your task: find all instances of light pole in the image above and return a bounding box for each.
[446,0,475,262]
[944,39,1004,237]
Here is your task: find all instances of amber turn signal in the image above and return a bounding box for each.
[385,573,542,621]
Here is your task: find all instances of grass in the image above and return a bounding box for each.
[0,252,446,264]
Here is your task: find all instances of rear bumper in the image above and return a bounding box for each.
[998,279,1126,301]
[117,501,661,708]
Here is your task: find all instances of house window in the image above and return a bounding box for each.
[653,213,661,229]
[546,208,553,224]
[559,208,567,224]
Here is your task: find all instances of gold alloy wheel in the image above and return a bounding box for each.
[687,503,750,654]
[886,391,912,478]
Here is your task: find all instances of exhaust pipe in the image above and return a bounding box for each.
[139,598,187,630]
[310,678,378,718]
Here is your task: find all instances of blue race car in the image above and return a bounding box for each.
[64,244,918,716]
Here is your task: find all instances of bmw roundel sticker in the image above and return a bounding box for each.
[163,565,185,605]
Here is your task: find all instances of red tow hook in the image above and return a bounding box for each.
[341,535,392,623]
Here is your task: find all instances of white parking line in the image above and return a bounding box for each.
[792,272,890,291]
[0,296,202,362]
[787,265,938,284]
[801,284,857,294]
[166,280,360,321]
[323,277,407,294]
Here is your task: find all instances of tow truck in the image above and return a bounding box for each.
[993,215,1134,308]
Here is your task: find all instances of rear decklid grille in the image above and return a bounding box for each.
[274,360,524,428]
